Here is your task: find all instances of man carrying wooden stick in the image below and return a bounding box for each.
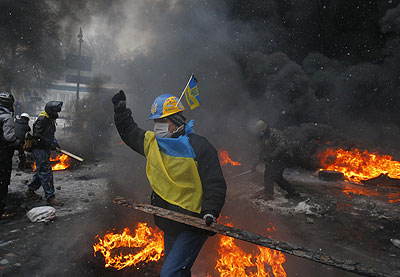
[112,90,226,277]
[26,101,64,206]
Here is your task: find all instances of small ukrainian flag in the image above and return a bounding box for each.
[184,75,200,110]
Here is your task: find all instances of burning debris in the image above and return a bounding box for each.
[93,209,288,277]
[93,223,164,270]
[215,222,286,277]
[110,197,395,277]
[50,154,71,171]
[93,221,287,276]
[218,150,242,166]
[318,148,400,203]
[33,154,71,171]
[319,148,400,183]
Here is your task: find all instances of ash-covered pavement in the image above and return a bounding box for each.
[222,167,400,276]
[0,156,111,276]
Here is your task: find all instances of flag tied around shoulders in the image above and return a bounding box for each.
[184,75,199,110]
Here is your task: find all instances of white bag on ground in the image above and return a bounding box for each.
[27,206,56,222]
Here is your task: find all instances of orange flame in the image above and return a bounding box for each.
[50,154,70,171]
[33,154,70,171]
[219,150,241,166]
[319,148,400,183]
[319,148,400,203]
[93,223,164,270]
[94,221,287,276]
[215,222,286,277]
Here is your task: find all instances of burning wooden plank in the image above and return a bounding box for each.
[113,197,394,277]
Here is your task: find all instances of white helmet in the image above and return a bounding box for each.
[20,113,30,119]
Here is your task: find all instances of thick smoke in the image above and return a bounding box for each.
[81,0,400,161]
[4,1,400,275]
[3,0,400,156]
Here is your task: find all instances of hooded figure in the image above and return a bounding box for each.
[26,101,63,206]
[0,92,20,219]
[112,90,226,276]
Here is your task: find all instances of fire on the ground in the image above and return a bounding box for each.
[218,149,241,166]
[33,154,71,171]
[319,148,400,203]
[93,221,287,276]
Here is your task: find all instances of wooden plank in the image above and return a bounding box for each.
[59,149,84,162]
[113,196,396,277]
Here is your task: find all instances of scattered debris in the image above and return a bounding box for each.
[391,239,400,249]
[318,170,345,182]
[0,241,14,248]
[0,259,9,266]
[26,206,56,223]
[362,173,400,187]
[294,199,322,216]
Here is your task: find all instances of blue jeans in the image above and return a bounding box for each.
[28,149,55,199]
[161,230,208,277]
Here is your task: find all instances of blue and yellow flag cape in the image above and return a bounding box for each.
[184,75,200,110]
[143,121,203,213]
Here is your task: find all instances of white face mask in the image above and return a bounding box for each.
[154,122,172,138]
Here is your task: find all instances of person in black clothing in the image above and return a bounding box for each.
[26,101,63,206]
[15,113,31,170]
[253,120,299,200]
[0,92,20,219]
[112,91,226,277]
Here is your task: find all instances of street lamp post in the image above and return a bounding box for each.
[76,27,83,114]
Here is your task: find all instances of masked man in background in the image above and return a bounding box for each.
[253,120,299,200]
[112,90,226,277]
[26,101,63,206]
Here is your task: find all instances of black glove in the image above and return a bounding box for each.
[50,143,57,151]
[203,214,216,226]
[112,90,126,112]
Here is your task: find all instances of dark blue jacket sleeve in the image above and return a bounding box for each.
[114,106,146,156]
[190,134,227,218]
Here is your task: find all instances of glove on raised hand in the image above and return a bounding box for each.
[112,90,127,112]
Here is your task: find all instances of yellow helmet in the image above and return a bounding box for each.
[149,94,185,119]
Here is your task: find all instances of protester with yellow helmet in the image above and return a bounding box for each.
[112,90,226,276]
